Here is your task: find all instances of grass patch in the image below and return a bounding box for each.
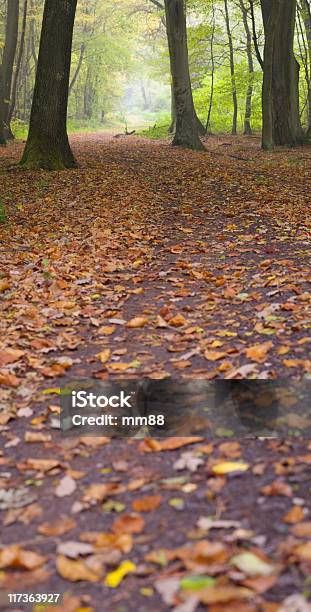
[138,124,171,140]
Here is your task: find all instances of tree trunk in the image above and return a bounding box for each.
[300,0,311,136]
[261,0,305,147]
[2,0,19,139]
[164,0,204,150]
[20,0,77,170]
[224,0,238,135]
[9,0,28,128]
[261,0,279,149]
[0,65,6,145]
[239,0,254,134]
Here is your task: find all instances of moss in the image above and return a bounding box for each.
[20,133,77,171]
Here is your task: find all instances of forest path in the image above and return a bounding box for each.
[0,134,311,610]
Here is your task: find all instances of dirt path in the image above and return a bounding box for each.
[0,134,310,610]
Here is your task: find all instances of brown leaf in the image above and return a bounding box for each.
[56,555,100,582]
[112,513,145,534]
[0,545,46,570]
[261,480,292,497]
[0,348,24,367]
[38,516,76,536]
[132,495,163,512]
[83,482,123,503]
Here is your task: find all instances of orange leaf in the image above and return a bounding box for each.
[126,316,148,328]
[112,513,145,534]
[132,495,163,512]
[245,342,273,363]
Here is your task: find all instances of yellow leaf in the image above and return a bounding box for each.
[104,560,136,588]
[211,462,249,475]
[97,349,111,364]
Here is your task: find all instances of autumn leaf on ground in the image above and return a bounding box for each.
[126,316,148,328]
[56,555,100,582]
[132,495,163,512]
[112,513,145,534]
[245,341,273,363]
[104,560,136,587]
[0,546,46,570]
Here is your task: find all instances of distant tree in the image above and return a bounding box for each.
[239,0,254,134]
[20,0,77,169]
[164,0,204,150]
[299,0,311,137]
[224,0,238,134]
[0,0,19,140]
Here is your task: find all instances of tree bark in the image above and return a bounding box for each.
[20,0,77,170]
[224,0,238,135]
[0,65,6,145]
[9,0,28,128]
[1,0,19,139]
[239,0,254,134]
[168,81,176,133]
[261,0,305,147]
[300,0,311,136]
[261,0,279,149]
[164,0,204,150]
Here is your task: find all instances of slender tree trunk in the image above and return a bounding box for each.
[224,0,238,135]
[300,0,311,136]
[20,0,77,170]
[0,66,6,145]
[261,0,305,147]
[1,0,19,139]
[164,0,204,150]
[69,43,85,94]
[239,0,254,134]
[206,0,216,133]
[9,0,28,128]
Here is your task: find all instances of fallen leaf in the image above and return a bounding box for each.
[132,495,163,512]
[211,462,249,475]
[245,342,273,363]
[0,546,46,570]
[55,475,77,497]
[38,516,76,536]
[126,316,148,328]
[104,560,136,587]
[230,552,276,576]
[56,555,100,582]
[112,513,145,534]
